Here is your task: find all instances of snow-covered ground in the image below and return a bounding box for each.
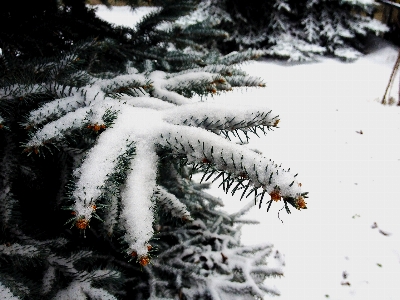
[94,5,400,300]
[205,42,400,300]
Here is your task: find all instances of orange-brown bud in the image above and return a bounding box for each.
[139,255,150,267]
[296,197,307,210]
[87,123,106,132]
[269,189,281,202]
[75,218,89,230]
[202,157,211,164]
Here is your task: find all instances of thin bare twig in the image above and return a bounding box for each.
[382,49,400,105]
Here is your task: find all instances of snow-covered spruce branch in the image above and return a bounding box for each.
[216,49,266,66]
[0,46,92,102]
[46,251,120,300]
[22,69,241,134]
[145,199,284,299]
[0,243,39,258]
[266,33,326,62]
[155,186,192,221]
[0,233,121,299]
[170,64,247,78]
[159,125,306,203]
[22,73,149,129]
[163,101,278,141]
[0,282,19,300]
[0,233,70,299]
[23,68,307,265]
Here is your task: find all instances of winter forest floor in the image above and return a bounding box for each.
[95,5,400,300]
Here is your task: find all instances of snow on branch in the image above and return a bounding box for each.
[217,49,266,66]
[149,70,230,104]
[120,141,157,258]
[23,73,148,128]
[0,282,19,300]
[115,95,175,110]
[363,18,390,34]
[48,252,120,300]
[225,75,265,87]
[0,243,39,258]
[163,101,278,143]
[156,186,192,221]
[266,33,326,62]
[302,13,321,43]
[170,64,247,78]
[23,87,101,129]
[25,106,92,149]
[159,124,303,200]
[341,0,376,9]
[150,205,284,299]
[163,102,278,131]
[0,83,47,101]
[23,66,306,265]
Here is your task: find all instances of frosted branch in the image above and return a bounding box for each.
[163,101,278,132]
[0,243,39,258]
[0,282,19,300]
[25,107,91,147]
[103,194,119,237]
[159,125,302,199]
[54,281,118,300]
[156,186,192,221]
[47,252,120,299]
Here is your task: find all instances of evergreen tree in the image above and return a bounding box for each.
[301,0,388,60]
[187,0,388,61]
[0,1,307,299]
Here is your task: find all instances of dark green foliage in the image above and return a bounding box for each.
[192,0,388,61]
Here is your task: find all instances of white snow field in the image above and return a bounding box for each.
[94,5,400,300]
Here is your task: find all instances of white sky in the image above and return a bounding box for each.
[94,5,400,300]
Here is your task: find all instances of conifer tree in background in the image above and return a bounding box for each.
[0,0,308,299]
[301,0,387,60]
[187,0,388,61]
